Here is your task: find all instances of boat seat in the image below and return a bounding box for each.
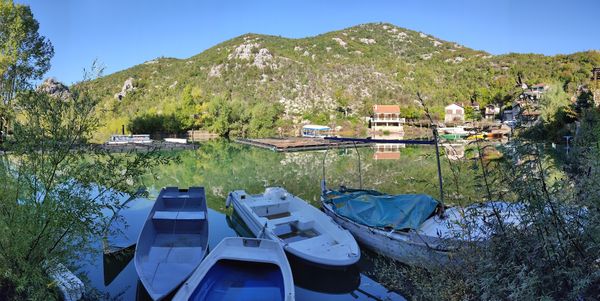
[153,211,178,220]
[177,211,206,220]
[153,211,206,220]
[250,199,290,214]
[162,195,190,200]
[210,287,282,301]
[294,220,315,231]
[269,215,298,226]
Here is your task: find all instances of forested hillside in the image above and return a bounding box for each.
[82,23,600,139]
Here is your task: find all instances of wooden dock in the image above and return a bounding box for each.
[236,137,371,152]
[98,141,198,153]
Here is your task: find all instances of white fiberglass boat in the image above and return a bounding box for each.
[226,187,360,267]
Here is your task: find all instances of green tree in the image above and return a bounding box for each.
[248,101,282,137]
[205,95,234,137]
[0,0,53,135]
[334,88,351,118]
[575,89,594,114]
[128,113,186,135]
[401,105,423,119]
[464,106,480,121]
[540,83,570,123]
[0,72,169,299]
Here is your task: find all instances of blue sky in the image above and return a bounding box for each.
[20,0,600,84]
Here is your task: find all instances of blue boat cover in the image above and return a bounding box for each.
[325,189,439,231]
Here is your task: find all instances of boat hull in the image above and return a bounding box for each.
[321,200,452,268]
[134,187,209,300]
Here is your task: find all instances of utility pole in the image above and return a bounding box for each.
[416,92,445,213]
[592,67,600,105]
[433,124,445,207]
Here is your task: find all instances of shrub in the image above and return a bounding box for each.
[373,112,600,299]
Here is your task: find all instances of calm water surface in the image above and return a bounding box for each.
[78,139,520,300]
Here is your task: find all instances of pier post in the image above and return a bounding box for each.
[433,125,445,208]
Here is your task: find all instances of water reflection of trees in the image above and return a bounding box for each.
[144,140,497,211]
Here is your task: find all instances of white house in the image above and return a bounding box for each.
[444,104,465,124]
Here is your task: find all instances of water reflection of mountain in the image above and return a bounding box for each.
[144,140,485,209]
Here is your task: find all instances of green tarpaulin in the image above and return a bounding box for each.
[325,189,439,231]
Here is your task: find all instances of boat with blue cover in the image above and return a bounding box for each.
[134,187,209,300]
[226,187,360,267]
[319,136,522,267]
[173,237,294,301]
[320,183,523,267]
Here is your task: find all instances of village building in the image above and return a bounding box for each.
[503,83,548,126]
[444,103,465,124]
[370,105,404,133]
[503,100,541,127]
[484,104,500,120]
[502,107,515,123]
[523,83,548,100]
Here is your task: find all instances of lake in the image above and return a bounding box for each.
[77,139,512,300]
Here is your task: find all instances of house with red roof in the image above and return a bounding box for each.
[370,105,404,161]
[371,105,404,133]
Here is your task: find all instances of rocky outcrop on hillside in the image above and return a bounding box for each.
[114,77,135,100]
[37,78,72,100]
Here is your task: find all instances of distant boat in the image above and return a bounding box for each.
[438,126,469,141]
[226,187,360,267]
[107,134,152,144]
[173,237,295,301]
[466,132,486,140]
[438,126,468,135]
[301,124,331,138]
[134,187,209,300]
[320,183,523,268]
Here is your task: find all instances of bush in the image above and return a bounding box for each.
[373,114,600,299]
[128,113,187,135]
[0,78,170,299]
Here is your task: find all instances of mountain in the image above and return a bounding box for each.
[82,23,600,139]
